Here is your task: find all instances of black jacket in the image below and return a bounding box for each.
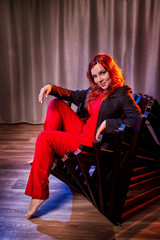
[50,84,141,134]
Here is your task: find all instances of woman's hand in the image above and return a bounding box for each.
[95,120,106,140]
[39,84,52,103]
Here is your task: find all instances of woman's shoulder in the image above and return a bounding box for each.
[113,85,132,96]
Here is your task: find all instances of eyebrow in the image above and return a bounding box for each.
[92,69,106,77]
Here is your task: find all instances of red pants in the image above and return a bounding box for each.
[25,99,93,200]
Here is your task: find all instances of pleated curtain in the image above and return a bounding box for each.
[0,0,160,123]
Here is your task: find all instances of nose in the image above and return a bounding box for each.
[97,75,102,83]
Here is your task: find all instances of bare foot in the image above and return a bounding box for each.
[25,198,45,220]
[28,159,33,164]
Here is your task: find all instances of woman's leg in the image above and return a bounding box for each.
[44,98,85,134]
[26,99,85,199]
[25,101,88,219]
[27,99,84,165]
[25,131,90,199]
[25,130,55,219]
[25,130,91,219]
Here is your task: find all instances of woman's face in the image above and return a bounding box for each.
[91,63,111,90]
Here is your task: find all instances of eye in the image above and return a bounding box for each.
[100,70,106,75]
[92,75,97,80]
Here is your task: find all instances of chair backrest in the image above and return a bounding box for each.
[59,94,160,225]
[92,93,160,225]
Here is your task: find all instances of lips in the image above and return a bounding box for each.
[100,82,106,87]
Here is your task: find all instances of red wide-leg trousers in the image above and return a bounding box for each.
[25,99,92,200]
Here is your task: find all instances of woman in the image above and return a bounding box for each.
[25,53,141,219]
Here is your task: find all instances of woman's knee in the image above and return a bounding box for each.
[48,98,66,111]
[36,131,47,144]
[44,99,65,130]
[35,131,53,152]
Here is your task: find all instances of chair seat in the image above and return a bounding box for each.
[51,93,160,225]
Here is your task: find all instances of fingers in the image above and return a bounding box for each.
[95,131,98,140]
[95,126,101,140]
[39,88,45,103]
[38,84,51,103]
[45,89,50,98]
[95,120,106,140]
[95,131,100,140]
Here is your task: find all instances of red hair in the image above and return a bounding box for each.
[85,53,125,109]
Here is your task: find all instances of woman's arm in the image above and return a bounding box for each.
[105,90,141,132]
[39,83,90,106]
[50,84,72,101]
[50,84,91,106]
[50,84,90,106]
[95,86,141,138]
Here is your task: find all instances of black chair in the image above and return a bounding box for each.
[51,94,160,225]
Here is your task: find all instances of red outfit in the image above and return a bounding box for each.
[25,97,102,200]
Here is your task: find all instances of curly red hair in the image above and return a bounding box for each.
[85,53,125,109]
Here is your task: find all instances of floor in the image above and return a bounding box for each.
[0,123,160,240]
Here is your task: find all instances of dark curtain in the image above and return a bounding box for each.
[0,0,160,123]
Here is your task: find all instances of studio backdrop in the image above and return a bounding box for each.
[0,0,160,123]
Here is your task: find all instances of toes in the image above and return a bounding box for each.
[25,213,32,220]
[25,199,45,220]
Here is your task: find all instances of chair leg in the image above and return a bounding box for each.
[51,160,83,194]
[92,139,105,212]
[62,152,91,202]
[75,149,99,208]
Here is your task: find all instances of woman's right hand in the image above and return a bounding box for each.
[38,84,52,103]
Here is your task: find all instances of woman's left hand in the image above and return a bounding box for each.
[95,120,106,140]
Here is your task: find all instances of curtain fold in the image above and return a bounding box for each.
[0,0,160,123]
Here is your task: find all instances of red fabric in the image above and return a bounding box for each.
[80,94,103,141]
[25,97,102,199]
